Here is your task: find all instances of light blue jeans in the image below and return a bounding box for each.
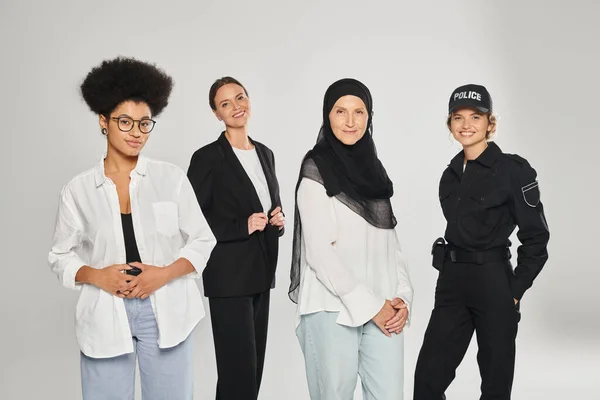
[297,311,405,400]
[80,297,193,400]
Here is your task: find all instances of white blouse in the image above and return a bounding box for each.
[232,147,272,213]
[296,178,413,328]
[48,155,216,358]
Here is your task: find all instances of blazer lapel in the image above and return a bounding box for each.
[217,133,263,214]
[251,139,280,271]
[252,139,279,214]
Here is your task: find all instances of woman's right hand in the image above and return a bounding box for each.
[385,298,409,334]
[89,264,132,298]
[371,300,396,337]
[248,212,268,235]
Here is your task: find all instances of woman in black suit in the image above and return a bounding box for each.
[187,77,284,400]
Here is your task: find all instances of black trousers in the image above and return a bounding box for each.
[414,260,521,400]
[209,290,270,400]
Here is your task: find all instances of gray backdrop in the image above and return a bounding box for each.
[1,0,598,399]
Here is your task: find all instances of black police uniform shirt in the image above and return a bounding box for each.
[439,141,549,301]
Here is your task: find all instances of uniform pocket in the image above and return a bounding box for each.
[439,188,453,202]
[467,192,508,234]
[152,201,179,237]
[468,192,506,208]
[502,261,520,312]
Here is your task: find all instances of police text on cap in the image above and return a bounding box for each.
[454,91,482,101]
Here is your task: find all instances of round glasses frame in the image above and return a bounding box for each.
[110,117,156,134]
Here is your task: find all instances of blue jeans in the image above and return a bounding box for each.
[80,297,194,400]
[297,311,405,400]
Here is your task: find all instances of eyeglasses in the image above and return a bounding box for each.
[111,117,156,134]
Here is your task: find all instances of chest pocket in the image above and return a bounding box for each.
[468,191,506,209]
[439,188,452,202]
[152,201,179,237]
[466,191,508,233]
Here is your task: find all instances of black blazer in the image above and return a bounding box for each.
[187,133,283,297]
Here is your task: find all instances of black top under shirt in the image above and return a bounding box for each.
[439,141,549,299]
[121,213,141,264]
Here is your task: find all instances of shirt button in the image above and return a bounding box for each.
[457,197,461,201]
[481,197,485,201]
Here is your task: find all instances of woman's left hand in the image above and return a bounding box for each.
[125,262,170,300]
[269,206,285,230]
[384,297,409,334]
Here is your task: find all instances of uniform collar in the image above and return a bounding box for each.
[477,141,502,167]
[94,154,148,187]
[449,141,502,175]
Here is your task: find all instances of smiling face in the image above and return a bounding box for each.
[212,83,251,128]
[449,107,493,149]
[100,100,152,157]
[328,95,369,145]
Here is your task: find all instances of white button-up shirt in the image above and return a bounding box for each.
[48,155,216,358]
[296,178,413,328]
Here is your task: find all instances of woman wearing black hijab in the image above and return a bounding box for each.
[289,78,413,399]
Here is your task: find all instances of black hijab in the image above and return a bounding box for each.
[288,78,396,303]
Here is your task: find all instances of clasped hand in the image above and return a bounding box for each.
[248,206,285,235]
[372,298,409,337]
[95,262,169,299]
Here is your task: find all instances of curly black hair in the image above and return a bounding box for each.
[80,57,173,117]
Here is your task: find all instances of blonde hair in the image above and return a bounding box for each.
[447,111,497,139]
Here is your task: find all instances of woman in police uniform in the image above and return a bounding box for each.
[413,84,550,400]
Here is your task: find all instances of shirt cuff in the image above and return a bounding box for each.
[62,258,85,291]
[178,248,205,279]
[336,284,385,327]
[510,275,531,301]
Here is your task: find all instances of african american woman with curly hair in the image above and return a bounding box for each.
[48,57,216,400]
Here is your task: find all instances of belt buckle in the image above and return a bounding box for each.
[450,250,457,262]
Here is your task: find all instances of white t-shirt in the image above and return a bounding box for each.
[232,147,272,213]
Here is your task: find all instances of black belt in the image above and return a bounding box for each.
[446,246,510,264]
[431,237,511,270]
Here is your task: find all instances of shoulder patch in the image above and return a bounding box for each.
[521,180,540,207]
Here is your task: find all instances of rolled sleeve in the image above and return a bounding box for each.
[177,175,217,278]
[48,187,85,290]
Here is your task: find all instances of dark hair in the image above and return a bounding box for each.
[208,76,248,110]
[80,57,173,118]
